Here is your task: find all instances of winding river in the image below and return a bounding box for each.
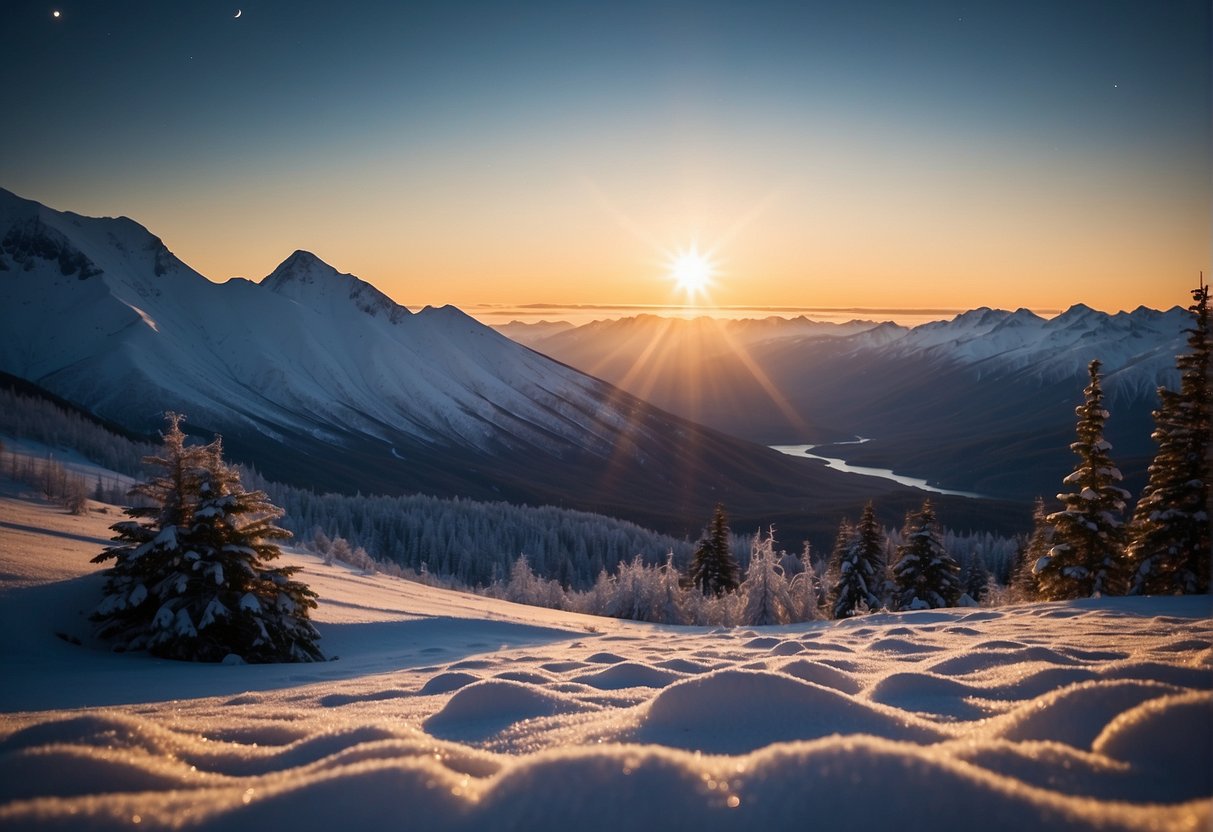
[771,439,988,499]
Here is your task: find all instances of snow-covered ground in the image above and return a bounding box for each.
[1,486,1210,830]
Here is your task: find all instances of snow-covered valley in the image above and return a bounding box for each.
[1,487,1209,830]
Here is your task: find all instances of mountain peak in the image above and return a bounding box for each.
[263,250,338,284]
[1056,302,1098,318]
[262,251,411,323]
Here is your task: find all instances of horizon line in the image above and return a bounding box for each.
[455,302,1068,318]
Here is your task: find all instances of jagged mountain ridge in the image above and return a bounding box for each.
[509,298,1188,500]
[2,187,1002,543]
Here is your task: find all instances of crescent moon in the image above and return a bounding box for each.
[234,9,242,18]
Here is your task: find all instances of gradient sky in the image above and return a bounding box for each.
[2,1,1208,317]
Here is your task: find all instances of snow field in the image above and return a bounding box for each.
[0,492,1210,830]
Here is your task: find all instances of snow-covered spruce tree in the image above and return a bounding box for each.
[1035,360,1131,600]
[892,500,962,610]
[740,528,795,626]
[688,503,739,597]
[825,518,853,617]
[830,505,884,618]
[1010,498,1052,601]
[856,502,889,605]
[959,552,989,604]
[168,438,322,662]
[1127,282,1211,594]
[92,415,322,662]
[92,413,203,653]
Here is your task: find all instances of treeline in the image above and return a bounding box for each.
[0,387,153,477]
[0,436,136,512]
[267,485,704,588]
[303,497,1016,627]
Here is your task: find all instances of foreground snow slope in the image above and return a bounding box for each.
[1,490,1210,831]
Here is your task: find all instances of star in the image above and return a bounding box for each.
[52,9,61,18]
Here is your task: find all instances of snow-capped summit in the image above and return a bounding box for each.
[262,249,410,323]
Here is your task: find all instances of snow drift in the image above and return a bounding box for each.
[0,491,1209,830]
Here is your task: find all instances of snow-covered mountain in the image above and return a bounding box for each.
[831,304,1186,396]
[512,302,1189,500]
[1,188,972,542]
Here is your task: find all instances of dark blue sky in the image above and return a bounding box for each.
[1,1,1208,312]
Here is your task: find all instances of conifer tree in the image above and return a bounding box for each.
[1035,360,1131,599]
[1010,497,1052,601]
[959,552,989,604]
[172,438,321,661]
[1127,282,1211,594]
[855,502,890,605]
[92,413,204,653]
[92,414,322,662]
[688,503,738,597]
[825,518,853,617]
[892,500,962,610]
[830,504,884,618]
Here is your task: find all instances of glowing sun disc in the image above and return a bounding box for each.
[668,244,715,295]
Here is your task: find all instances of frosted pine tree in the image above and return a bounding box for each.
[607,556,660,622]
[92,415,322,662]
[92,413,204,653]
[504,555,543,605]
[655,554,688,625]
[892,500,962,610]
[580,569,615,617]
[855,502,889,606]
[789,542,824,621]
[1010,497,1052,601]
[161,437,322,662]
[830,506,884,618]
[1035,360,1131,599]
[1127,282,1211,594]
[740,528,794,625]
[688,503,739,597]
[958,552,989,605]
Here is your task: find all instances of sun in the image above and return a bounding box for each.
[667,243,716,298]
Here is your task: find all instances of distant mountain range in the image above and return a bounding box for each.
[501,304,1189,501]
[1,188,1010,544]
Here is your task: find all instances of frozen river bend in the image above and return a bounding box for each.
[1,492,1210,831]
